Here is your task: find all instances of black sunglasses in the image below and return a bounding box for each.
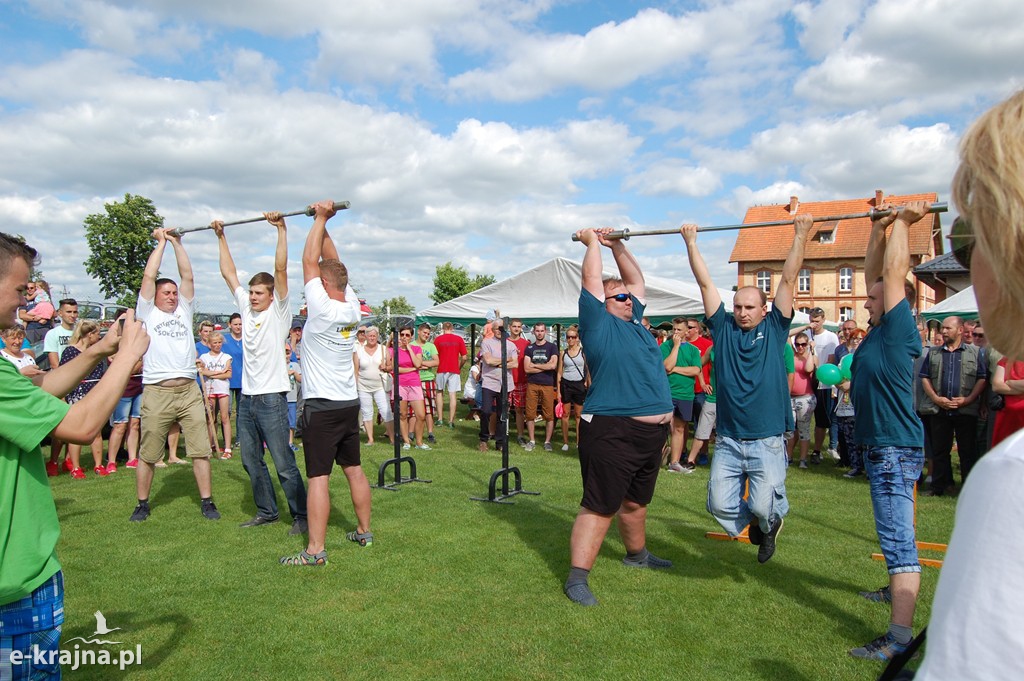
[947,216,974,270]
[608,293,630,302]
[794,342,808,347]
[566,335,578,339]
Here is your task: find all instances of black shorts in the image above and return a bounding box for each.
[560,380,587,407]
[578,415,669,515]
[301,402,361,477]
[814,388,834,429]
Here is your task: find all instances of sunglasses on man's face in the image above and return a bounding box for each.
[608,293,630,302]
[794,343,808,347]
[947,216,974,270]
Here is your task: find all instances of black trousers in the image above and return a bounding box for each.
[929,413,978,493]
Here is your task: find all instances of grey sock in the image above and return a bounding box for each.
[625,548,649,561]
[888,623,913,645]
[566,566,590,585]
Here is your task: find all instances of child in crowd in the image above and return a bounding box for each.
[286,343,302,451]
[198,331,232,457]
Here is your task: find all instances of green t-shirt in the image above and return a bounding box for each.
[0,359,70,604]
[784,342,795,373]
[410,340,439,382]
[660,340,702,401]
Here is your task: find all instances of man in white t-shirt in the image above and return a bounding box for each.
[130,228,220,523]
[280,200,369,566]
[42,298,78,472]
[211,213,307,536]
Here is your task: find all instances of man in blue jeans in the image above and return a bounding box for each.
[848,200,931,661]
[212,213,307,536]
[681,214,812,563]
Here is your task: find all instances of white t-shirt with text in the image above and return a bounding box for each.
[300,280,361,401]
[136,295,196,384]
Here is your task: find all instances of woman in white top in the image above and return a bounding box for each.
[1,327,38,374]
[913,89,1024,680]
[353,326,394,445]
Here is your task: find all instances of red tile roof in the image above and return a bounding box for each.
[729,193,940,263]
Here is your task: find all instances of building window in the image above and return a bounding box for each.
[839,306,854,322]
[798,268,811,293]
[839,267,853,293]
[798,307,811,315]
[756,271,771,294]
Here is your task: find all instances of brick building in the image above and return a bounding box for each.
[729,191,942,327]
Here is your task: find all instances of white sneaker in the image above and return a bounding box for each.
[524,441,536,452]
[667,462,686,473]
[402,443,411,450]
[828,448,840,461]
[561,444,569,452]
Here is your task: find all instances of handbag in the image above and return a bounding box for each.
[555,400,565,419]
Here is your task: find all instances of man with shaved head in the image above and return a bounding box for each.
[681,214,812,564]
[918,314,988,496]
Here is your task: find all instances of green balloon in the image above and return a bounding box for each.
[839,354,854,380]
[816,363,842,386]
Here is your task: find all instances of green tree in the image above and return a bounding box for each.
[429,262,495,305]
[379,296,415,316]
[83,194,161,308]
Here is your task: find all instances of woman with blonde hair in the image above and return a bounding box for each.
[60,320,108,478]
[353,326,395,445]
[913,90,1024,680]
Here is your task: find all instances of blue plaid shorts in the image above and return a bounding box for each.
[0,571,64,680]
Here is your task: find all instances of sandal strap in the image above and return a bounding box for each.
[279,549,328,566]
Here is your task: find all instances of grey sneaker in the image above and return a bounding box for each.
[844,467,864,478]
[129,501,150,522]
[201,499,221,521]
[564,581,598,606]
[858,585,892,603]
[798,460,808,469]
[543,442,553,452]
[622,550,672,569]
[810,451,822,464]
[524,441,536,451]
[757,517,783,563]
[289,518,308,536]
[517,437,528,447]
[667,462,686,473]
[849,632,909,661]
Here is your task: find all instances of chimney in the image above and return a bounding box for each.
[789,196,799,214]
[875,189,884,207]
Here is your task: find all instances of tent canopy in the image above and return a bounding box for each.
[920,286,978,322]
[417,257,736,327]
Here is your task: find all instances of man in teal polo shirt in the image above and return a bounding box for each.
[0,232,150,679]
[681,214,812,564]
[847,201,931,661]
[564,228,674,607]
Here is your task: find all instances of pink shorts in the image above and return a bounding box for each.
[398,384,424,403]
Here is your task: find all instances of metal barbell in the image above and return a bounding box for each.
[170,201,351,236]
[570,202,948,241]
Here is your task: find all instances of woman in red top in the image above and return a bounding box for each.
[992,358,1024,446]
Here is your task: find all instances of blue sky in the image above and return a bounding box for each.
[1,0,1021,314]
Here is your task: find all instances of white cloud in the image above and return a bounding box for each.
[623,159,721,198]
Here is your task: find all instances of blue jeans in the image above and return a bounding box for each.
[238,393,307,521]
[707,435,789,536]
[865,446,923,574]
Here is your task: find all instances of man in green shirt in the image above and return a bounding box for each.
[410,323,440,444]
[0,232,150,679]
[662,317,704,473]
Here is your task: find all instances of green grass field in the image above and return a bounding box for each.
[49,421,955,680]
